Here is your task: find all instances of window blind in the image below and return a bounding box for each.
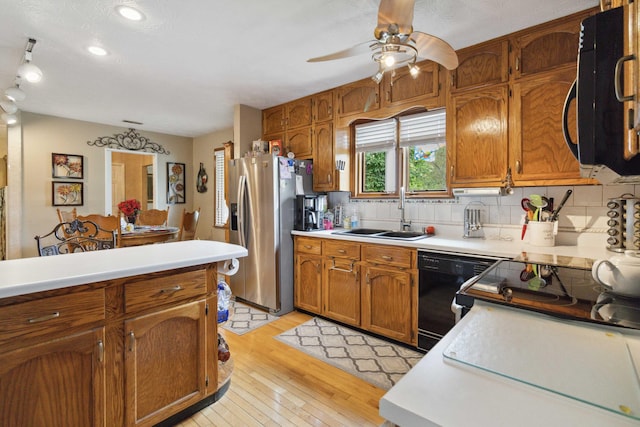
[355,118,397,153]
[214,150,227,227]
[398,109,446,148]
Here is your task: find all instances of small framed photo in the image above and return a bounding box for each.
[52,153,84,179]
[269,139,282,155]
[52,181,83,206]
[167,162,186,204]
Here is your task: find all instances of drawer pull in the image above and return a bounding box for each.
[381,255,393,261]
[337,249,346,254]
[304,245,312,249]
[330,259,355,273]
[97,340,104,363]
[159,285,183,294]
[128,331,135,352]
[28,311,60,324]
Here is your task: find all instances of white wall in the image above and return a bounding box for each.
[16,112,193,258]
[193,127,233,242]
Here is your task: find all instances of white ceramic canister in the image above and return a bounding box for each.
[528,221,557,247]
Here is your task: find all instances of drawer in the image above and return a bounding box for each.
[324,240,360,259]
[363,245,413,269]
[0,288,105,346]
[296,237,322,255]
[125,270,207,313]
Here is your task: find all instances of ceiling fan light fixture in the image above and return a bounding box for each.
[18,62,43,83]
[372,69,384,84]
[408,63,420,78]
[5,86,26,102]
[88,46,108,56]
[1,112,17,125]
[383,54,396,68]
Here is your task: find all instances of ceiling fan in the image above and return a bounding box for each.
[308,0,458,83]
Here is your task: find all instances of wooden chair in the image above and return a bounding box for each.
[77,214,122,247]
[177,208,200,240]
[137,208,169,226]
[35,218,117,256]
[56,207,77,223]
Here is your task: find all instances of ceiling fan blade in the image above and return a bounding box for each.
[307,41,376,62]
[375,0,415,38]
[410,31,459,70]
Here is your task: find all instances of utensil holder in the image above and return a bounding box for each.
[463,201,486,239]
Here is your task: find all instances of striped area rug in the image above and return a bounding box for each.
[276,317,424,390]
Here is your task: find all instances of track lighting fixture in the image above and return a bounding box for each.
[370,37,420,83]
[1,38,43,126]
[5,85,26,102]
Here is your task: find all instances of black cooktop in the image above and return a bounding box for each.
[456,259,640,330]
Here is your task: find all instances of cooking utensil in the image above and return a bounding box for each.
[520,264,535,281]
[520,199,534,240]
[550,189,573,222]
[527,264,547,290]
[528,194,549,221]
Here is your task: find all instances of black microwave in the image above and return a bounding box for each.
[563,7,640,184]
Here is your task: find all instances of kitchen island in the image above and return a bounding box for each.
[380,301,640,427]
[0,240,247,427]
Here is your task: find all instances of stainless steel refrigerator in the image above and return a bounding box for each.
[227,155,313,314]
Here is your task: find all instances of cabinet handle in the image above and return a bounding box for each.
[128,331,135,352]
[515,56,520,71]
[327,173,332,183]
[28,311,60,323]
[381,255,392,261]
[304,245,312,249]
[614,55,635,102]
[337,249,346,254]
[450,165,454,178]
[365,273,369,284]
[159,285,183,294]
[97,340,104,363]
[515,160,522,174]
[329,259,355,273]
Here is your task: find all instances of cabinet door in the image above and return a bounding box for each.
[263,105,285,135]
[335,78,380,117]
[294,253,323,314]
[0,328,106,427]
[382,60,440,107]
[286,97,313,129]
[510,67,586,184]
[125,301,206,427]
[451,40,509,92]
[313,90,334,122]
[449,85,509,186]
[313,121,335,191]
[323,257,360,327]
[361,265,414,344]
[512,14,584,79]
[285,126,313,159]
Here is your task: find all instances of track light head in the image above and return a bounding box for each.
[18,62,43,83]
[5,86,26,102]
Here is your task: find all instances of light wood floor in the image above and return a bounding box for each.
[176,310,386,427]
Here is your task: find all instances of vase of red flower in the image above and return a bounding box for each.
[118,199,141,224]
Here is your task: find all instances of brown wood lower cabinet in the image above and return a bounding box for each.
[294,236,417,345]
[0,264,219,427]
[0,327,106,427]
[125,301,207,426]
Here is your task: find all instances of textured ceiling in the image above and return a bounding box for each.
[0,0,598,137]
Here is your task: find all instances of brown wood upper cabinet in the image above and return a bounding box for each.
[335,77,381,118]
[450,40,509,92]
[511,18,584,80]
[382,60,440,108]
[262,105,285,136]
[286,97,313,129]
[313,90,333,122]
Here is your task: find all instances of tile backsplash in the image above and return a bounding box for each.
[328,184,639,239]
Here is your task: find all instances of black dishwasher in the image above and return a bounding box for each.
[417,250,503,351]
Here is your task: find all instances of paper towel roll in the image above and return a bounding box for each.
[218,258,239,276]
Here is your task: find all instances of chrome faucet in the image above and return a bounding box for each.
[399,186,411,231]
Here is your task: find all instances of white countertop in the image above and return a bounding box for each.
[0,240,248,299]
[380,301,640,427]
[292,228,611,261]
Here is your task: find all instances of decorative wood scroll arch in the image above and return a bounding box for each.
[87,128,170,154]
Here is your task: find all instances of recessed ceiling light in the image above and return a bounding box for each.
[116,5,145,21]
[88,46,108,56]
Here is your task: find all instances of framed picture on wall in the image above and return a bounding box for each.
[167,162,185,204]
[52,181,83,206]
[52,153,84,179]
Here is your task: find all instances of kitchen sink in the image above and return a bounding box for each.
[332,228,431,241]
[334,228,389,235]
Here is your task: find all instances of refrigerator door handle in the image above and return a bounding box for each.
[237,175,247,248]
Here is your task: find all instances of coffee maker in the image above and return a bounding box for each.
[295,195,324,231]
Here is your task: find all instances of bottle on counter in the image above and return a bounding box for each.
[350,209,359,229]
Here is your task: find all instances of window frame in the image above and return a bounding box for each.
[352,109,451,199]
